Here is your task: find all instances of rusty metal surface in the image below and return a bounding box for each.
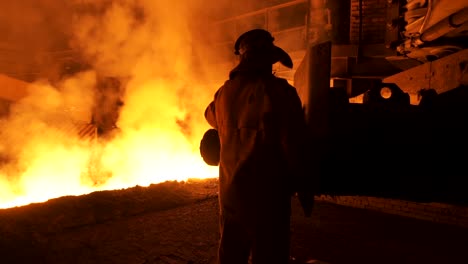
[294,41,331,128]
[431,48,468,93]
[293,50,310,110]
[382,60,431,95]
[383,48,468,96]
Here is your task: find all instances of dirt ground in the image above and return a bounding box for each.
[1,178,467,264]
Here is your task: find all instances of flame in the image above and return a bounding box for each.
[0,73,219,209]
[0,1,225,209]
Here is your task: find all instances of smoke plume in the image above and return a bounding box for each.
[0,0,229,208]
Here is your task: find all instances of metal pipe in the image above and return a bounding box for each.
[357,0,363,63]
[307,0,329,45]
[420,7,468,42]
[418,0,433,34]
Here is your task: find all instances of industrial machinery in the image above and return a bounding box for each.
[297,0,468,205]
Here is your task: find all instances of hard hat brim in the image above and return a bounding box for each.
[273,46,293,69]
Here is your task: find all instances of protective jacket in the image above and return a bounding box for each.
[205,63,308,222]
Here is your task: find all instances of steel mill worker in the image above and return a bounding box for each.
[203,29,314,264]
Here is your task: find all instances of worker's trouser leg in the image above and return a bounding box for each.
[217,209,291,264]
[250,212,290,264]
[217,213,251,264]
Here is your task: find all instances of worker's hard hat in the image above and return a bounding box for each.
[234,29,293,69]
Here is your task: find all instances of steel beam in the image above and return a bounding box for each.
[383,48,468,99]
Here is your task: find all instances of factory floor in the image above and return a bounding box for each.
[1,179,467,264]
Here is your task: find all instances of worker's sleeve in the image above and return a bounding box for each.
[204,102,217,129]
[204,88,222,129]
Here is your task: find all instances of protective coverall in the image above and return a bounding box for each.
[205,48,308,264]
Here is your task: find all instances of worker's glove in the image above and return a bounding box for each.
[297,190,314,217]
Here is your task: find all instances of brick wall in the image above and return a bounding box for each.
[350,0,387,44]
[316,195,468,228]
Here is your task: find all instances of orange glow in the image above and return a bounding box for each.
[0,1,223,209]
[0,74,219,209]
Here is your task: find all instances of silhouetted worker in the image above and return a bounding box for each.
[204,29,314,264]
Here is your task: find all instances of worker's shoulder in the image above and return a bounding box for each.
[222,74,295,90]
[271,76,297,92]
[220,78,237,88]
[272,76,293,85]
[213,79,237,99]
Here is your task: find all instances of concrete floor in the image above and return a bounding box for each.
[1,180,467,264]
